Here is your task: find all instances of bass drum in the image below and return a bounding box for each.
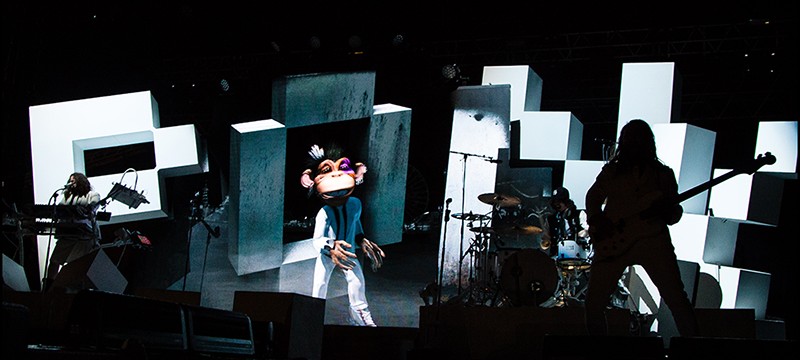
[499,249,558,307]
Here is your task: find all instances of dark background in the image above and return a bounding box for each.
[2,1,797,338]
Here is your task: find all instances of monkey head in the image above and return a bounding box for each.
[300,144,367,206]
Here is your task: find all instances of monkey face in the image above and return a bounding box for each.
[313,157,357,205]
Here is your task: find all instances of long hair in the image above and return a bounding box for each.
[610,119,659,168]
[65,172,92,198]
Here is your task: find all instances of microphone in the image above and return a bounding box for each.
[488,159,503,164]
[445,198,453,205]
[593,138,616,145]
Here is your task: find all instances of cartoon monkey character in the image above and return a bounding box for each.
[300,144,385,326]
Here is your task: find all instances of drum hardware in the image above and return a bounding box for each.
[477,193,521,208]
[498,249,559,307]
[495,224,543,236]
[541,238,593,308]
[451,212,491,221]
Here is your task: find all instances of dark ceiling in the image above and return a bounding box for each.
[2,2,797,205]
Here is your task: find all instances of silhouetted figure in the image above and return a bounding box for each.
[585,119,698,337]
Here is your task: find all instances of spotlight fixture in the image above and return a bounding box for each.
[309,36,321,49]
[392,34,405,47]
[442,64,461,80]
[220,79,230,92]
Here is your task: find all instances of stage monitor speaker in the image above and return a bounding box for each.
[52,249,127,294]
[233,291,325,360]
[134,288,201,306]
[67,289,188,352]
[184,304,255,356]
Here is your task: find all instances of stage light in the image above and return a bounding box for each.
[442,64,461,80]
[392,34,405,47]
[220,79,230,92]
[309,36,321,49]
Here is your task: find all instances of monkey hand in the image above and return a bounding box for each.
[329,240,357,270]
[360,238,385,272]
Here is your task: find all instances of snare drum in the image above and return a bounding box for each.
[556,240,592,268]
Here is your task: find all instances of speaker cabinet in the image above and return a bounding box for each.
[184,304,255,356]
[233,291,325,360]
[67,289,187,352]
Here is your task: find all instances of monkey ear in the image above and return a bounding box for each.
[300,170,314,189]
[354,163,367,185]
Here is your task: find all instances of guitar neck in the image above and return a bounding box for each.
[676,152,775,204]
[677,169,742,204]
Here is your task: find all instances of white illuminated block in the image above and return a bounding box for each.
[708,170,784,226]
[29,91,206,223]
[517,111,582,161]
[697,263,770,319]
[669,213,740,266]
[754,121,797,174]
[652,123,716,215]
[442,85,510,287]
[669,213,712,264]
[481,65,544,120]
[563,160,604,210]
[617,62,681,135]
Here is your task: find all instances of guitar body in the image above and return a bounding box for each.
[589,152,775,261]
[591,191,666,260]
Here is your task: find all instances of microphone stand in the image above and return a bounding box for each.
[436,199,452,307]
[198,214,221,295]
[448,150,501,297]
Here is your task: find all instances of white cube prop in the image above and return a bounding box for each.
[517,111,583,161]
[652,123,716,215]
[617,62,681,135]
[562,160,605,210]
[482,65,544,120]
[697,263,770,320]
[708,170,784,226]
[754,121,797,174]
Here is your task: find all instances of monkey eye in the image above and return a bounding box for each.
[320,165,332,174]
[338,158,354,173]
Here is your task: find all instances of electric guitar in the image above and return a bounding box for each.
[591,152,776,260]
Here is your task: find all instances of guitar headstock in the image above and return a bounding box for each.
[743,152,777,175]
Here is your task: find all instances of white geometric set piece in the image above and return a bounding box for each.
[29,90,207,281]
[706,120,795,226]
[227,71,412,279]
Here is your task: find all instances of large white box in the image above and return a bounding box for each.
[652,123,716,215]
[517,111,583,161]
[617,62,681,135]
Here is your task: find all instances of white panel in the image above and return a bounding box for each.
[442,85,510,287]
[617,62,678,135]
[482,65,543,120]
[708,169,753,221]
[668,213,710,264]
[653,123,716,215]
[154,124,200,169]
[699,263,741,310]
[231,119,284,133]
[563,160,604,210]
[518,111,581,161]
[754,121,797,174]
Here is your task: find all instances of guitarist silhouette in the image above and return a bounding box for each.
[584,119,699,337]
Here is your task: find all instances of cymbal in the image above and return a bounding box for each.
[478,193,521,208]
[451,212,491,221]
[469,226,496,234]
[496,224,543,235]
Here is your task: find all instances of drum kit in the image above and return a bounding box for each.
[449,193,593,308]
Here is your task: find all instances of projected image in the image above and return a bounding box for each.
[283,119,370,243]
